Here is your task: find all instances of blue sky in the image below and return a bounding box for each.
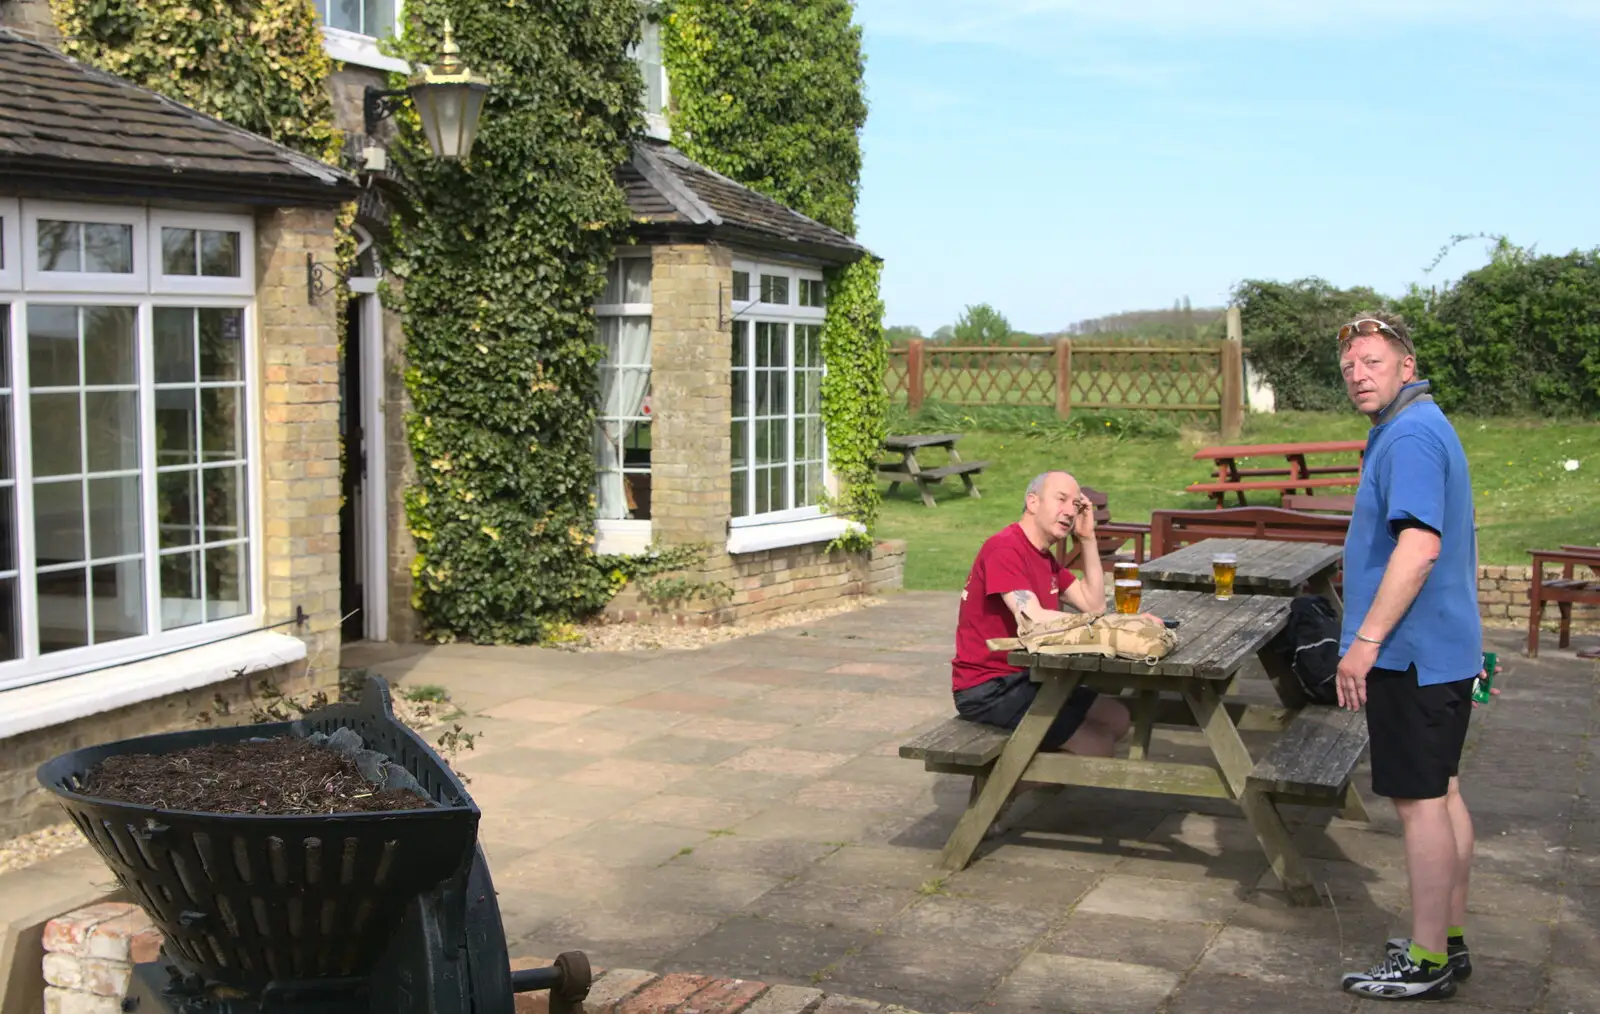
[852,0,1600,334]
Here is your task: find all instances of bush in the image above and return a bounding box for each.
[1232,278,1387,411]
[889,401,1182,441]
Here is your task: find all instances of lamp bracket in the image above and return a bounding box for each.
[363,87,410,136]
[307,253,339,305]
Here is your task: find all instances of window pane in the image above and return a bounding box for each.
[362,0,394,37]
[731,372,747,420]
[205,543,248,621]
[199,230,241,277]
[760,274,789,304]
[201,387,242,461]
[156,389,198,466]
[0,577,16,662]
[202,465,245,540]
[37,220,80,272]
[160,550,200,631]
[162,228,197,275]
[27,304,80,388]
[199,308,243,381]
[154,308,197,384]
[0,487,14,572]
[732,271,750,302]
[158,470,199,548]
[91,560,143,643]
[82,223,133,274]
[85,391,139,472]
[33,481,84,566]
[754,372,769,416]
[768,371,787,417]
[30,393,81,477]
[88,475,141,558]
[731,468,747,518]
[622,258,651,303]
[732,320,748,367]
[731,420,746,468]
[327,0,361,32]
[83,306,135,386]
[37,567,87,653]
[754,467,769,514]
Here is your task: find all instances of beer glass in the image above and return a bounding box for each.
[1212,553,1237,600]
[1113,559,1139,584]
[1114,579,1142,614]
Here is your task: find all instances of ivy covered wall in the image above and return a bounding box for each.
[662,0,887,547]
[383,0,644,643]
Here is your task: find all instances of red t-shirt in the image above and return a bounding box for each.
[951,523,1076,692]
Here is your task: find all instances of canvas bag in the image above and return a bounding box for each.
[987,612,1179,664]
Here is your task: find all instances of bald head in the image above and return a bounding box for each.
[1021,471,1087,548]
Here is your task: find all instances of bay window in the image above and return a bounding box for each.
[730,260,828,529]
[593,253,652,554]
[0,201,257,691]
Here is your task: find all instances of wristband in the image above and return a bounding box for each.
[1354,632,1382,645]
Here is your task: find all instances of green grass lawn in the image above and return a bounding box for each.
[877,410,1600,590]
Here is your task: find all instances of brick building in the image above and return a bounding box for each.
[0,27,358,838]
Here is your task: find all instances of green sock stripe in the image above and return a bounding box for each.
[1447,926,1466,941]
[1409,942,1448,968]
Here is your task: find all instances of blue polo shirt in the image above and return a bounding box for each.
[1340,387,1481,685]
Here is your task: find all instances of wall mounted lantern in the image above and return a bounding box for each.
[362,19,492,166]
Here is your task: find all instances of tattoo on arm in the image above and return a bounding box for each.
[1010,589,1034,614]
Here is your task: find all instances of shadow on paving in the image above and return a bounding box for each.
[343,599,1600,1014]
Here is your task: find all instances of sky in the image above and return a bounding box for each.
[852,0,1600,334]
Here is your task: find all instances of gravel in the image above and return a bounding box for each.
[566,596,885,652]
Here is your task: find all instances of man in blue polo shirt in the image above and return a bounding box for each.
[1333,313,1485,1003]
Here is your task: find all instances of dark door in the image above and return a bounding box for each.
[339,299,365,641]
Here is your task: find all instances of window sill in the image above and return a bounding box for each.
[0,631,308,740]
[322,26,410,74]
[726,516,863,555]
[596,520,653,556]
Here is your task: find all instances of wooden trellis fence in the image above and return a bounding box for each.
[887,332,1245,438]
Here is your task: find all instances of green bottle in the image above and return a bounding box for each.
[1473,651,1496,705]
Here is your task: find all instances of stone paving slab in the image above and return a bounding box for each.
[339,593,1600,1014]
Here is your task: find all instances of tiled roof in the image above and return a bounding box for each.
[0,29,357,206]
[620,139,868,263]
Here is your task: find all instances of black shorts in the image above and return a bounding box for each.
[1366,664,1474,800]
[953,670,1099,751]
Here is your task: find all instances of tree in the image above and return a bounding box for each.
[931,325,956,342]
[884,324,923,346]
[952,303,1012,346]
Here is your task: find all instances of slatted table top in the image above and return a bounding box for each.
[1008,588,1291,682]
[1193,440,1367,460]
[1140,538,1343,592]
[883,433,962,450]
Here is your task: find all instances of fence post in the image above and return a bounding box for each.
[1220,337,1243,440]
[1054,337,1072,419]
[907,338,925,413]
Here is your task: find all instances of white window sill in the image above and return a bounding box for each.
[0,631,308,740]
[596,520,653,556]
[322,26,410,74]
[726,516,863,555]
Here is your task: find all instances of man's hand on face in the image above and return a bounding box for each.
[1336,639,1380,711]
[1071,495,1096,540]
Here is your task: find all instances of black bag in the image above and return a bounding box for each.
[1269,595,1341,705]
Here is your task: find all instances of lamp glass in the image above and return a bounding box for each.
[409,81,490,161]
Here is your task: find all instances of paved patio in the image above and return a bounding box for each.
[346,592,1600,1014]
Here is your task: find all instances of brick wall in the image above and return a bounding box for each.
[0,0,60,45]
[40,903,158,1013]
[1480,564,1600,634]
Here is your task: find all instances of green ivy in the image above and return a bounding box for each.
[50,0,340,164]
[384,0,643,643]
[662,0,887,544]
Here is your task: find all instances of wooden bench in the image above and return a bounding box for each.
[1186,476,1359,508]
[1527,544,1600,657]
[1149,507,1350,558]
[1227,465,1362,480]
[879,433,987,507]
[1246,705,1370,823]
[1057,486,1151,575]
[1281,494,1355,513]
[900,719,1011,801]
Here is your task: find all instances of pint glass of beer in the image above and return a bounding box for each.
[1113,559,1139,584]
[1114,579,1142,614]
[1212,553,1237,600]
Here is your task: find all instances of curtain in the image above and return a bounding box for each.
[595,315,651,519]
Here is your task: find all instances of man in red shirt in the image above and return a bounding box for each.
[952,471,1132,757]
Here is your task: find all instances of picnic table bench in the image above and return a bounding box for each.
[1527,544,1600,657]
[879,433,988,508]
[1141,537,1344,615]
[1189,440,1367,507]
[900,588,1370,905]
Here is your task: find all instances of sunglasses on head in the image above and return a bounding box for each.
[1337,318,1414,352]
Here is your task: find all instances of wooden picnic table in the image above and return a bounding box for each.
[1189,440,1367,507]
[878,433,988,508]
[926,588,1370,905]
[1140,537,1344,616]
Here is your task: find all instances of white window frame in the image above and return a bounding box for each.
[149,210,255,298]
[594,250,654,556]
[630,11,671,141]
[0,202,263,693]
[316,0,409,74]
[22,201,148,295]
[0,198,19,291]
[729,258,843,553]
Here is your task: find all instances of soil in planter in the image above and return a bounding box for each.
[81,737,434,815]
